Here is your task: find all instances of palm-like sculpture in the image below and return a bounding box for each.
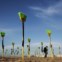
[12,42,15,55]
[27,45,29,57]
[18,12,27,62]
[46,29,53,57]
[0,32,5,57]
[41,42,43,52]
[11,48,13,55]
[28,38,31,58]
[38,47,40,57]
[59,46,61,57]
[5,49,8,56]
[17,47,19,55]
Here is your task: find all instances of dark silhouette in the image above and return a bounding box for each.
[44,46,48,58]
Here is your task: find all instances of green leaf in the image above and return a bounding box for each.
[28,38,31,42]
[46,29,52,34]
[18,12,27,21]
[0,32,5,37]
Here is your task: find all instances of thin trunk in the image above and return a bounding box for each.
[2,37,4,57]
[28,42,30,58]
[59,47,61,57]
[49,36,53,57]
[13,45,14,55]
[22,22,24,62]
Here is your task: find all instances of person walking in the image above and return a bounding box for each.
[44,46,48,58]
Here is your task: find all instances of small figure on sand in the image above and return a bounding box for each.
[44,46,48,58]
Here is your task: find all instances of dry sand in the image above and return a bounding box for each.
[0,56,62,62]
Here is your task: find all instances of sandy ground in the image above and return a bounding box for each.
[0,56,62,62]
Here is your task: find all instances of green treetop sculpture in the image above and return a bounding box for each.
[46,29,54,57]
[28,38,31,58]
[18,12,27,62]
[0,32,5,57]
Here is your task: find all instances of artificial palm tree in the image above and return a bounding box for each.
[11,48,12,55]
[5,49,8,55]
[28,38,31,58]
[38,47,40,57]
[12,42,15,55]
[0,32,5,57]
[27,45,29,57]
[18,12,27,62]
[58,46,61,57]
[41,42,43,52]
[46,29,53,57]
[17,47,19,55]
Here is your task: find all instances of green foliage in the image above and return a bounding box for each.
[41,42,43,45]
[0,32,5,37]
[12,42,15,46]
[28,38,31,43]
[46,29,52,34]
[46,29,52,37]
[18,12,27,22]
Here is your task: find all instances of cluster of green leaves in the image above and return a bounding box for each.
[18,12,27,22]
[0,32,5,37]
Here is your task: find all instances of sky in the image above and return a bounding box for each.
[0,0,62,56]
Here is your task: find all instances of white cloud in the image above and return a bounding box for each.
[0,28,13,33]
[45,7,58,15]
[29,6,43,11]
[0,28,21,36]
[29,1,62,31]
[5,44,21,49]
[30,41,62,48]
[0,28,20,32]
[29,1,62,16]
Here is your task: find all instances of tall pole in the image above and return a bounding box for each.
[22,22,24,62]
[27,44,30,58]
[18,12,27,62]
[27,45,29,58]
[2,37,4,58]
[38,47,40,57]
[28,38,31,58]
[48,33,53,57]
[41,42,43,57]
[47,29,53,57]
[49,36,52,57]
[59,46,61,57]
[28,42,30,58]
[41,42,43,52]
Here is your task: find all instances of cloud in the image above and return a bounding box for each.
[30,41,62,48]
[29,1,62,31]
[4,43,28,50]
[0,28,13,32]
[5,44,21,49]
[0,28,20,32]
[29,6,58,16]
[29,1,62,16]
[0,28,22,35]
[29,6,43,11]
